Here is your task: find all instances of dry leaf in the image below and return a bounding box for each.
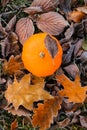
[3,55,24,75]
[5,15,16,32]
[11,119,18,130]
[1,0,9,7]
[56,73,87,103]
[24,6,43,15]
[57,118,70,128]
[76,6,87,14]
[31,0,59,12]
[0,23,7,39]
[69,10,85,23]
[5,74,53,110]
[80,116,87,128]
[16,17,34,44]
[32,96,62,130]
[36,11,69,35]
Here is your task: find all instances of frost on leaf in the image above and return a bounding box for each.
[31,0,59,12]
[44,35,58,58]
[32,96,62,130]
[5,74,53,110]
[3,55,24,75]
[16,18,34,44]
[56,74,87,103]
[36,12,69,35]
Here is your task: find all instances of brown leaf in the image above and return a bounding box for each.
[36,11,69,35]
[3,55,24,75]
[5,15,16,32]
[80,116,87,128]
[16,17,34,44]
[56,73,87,103]
[57,118,70,128]
[84,0,87,5]
[0,23,7,39]
[1,0,9,7]
[32,96,62,130]
[11,119,18,130]
[63,63,79,79]
[24,6,43,15]
[31,0,59,12]
[76,6,87,14]
[68,10,85,23]
[5,74,53,110]
[44,34,58,58]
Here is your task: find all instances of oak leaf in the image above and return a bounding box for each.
[3,55,24,75]
[56,74,87,103]
[16,17,34,44]
[32,96,62,130]
[36,11,69,35]
[5,74,53,110]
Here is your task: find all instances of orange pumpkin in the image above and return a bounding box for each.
[22,33,63,77]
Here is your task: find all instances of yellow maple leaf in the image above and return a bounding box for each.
[5,74,53,110]
[56,74,87,103]
[32,96,62,130]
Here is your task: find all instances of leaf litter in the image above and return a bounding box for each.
[0,0,87,130]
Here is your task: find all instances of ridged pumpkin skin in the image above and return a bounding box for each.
[22,33,63,77]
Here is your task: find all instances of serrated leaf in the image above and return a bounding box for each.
[31,0,59,12]
[56,74,87,103]
[32,96,62,130]
[16,18,34,44]
[5,74,53,110]
[36,11,69,35]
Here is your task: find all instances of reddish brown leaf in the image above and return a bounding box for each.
[36,11,69,35]
[56,74,87,103]
[69,10,85,23]
[11,119,18,130]
[32,96,62,130]
[5,15,16,32]
[16,18,34,44]
[0,23,7,39]
[57,118,70,128]
[31,0,59,12]
[80,116,87,128]
[1,0,9,7]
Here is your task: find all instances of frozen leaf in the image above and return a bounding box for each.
[3,55,24,75]
[69,10,85,23]
[24,6,43,15]
[5,15,16,32]
[32,96,62,130]
[44,35,58,58]
[76,6,87,14]
[31,0,59,12]
[5,74,53,110]
[36,11,69,35]
[63,63,79,79]
[11,119,18,130]
[16,18,34,44]
[80,116,87,128]
[56,73,87,103]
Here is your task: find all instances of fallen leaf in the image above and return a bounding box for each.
[31,0,59,12]
[84,0,87,5]
[32,96,62,130]
[1,0,9,7]
[80,116,87,128]
[36,11,69,35]
[16,17,34,44]
[56,73,87,103]
[5,74,53,110]
[3,55,24,75]
[0,23,7,39]
[69,10,85,23]
[5,15,16,32]
[76,6,87,14]
[57,118,70,128]
[63,63,79,79]
[11,119,18,130]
